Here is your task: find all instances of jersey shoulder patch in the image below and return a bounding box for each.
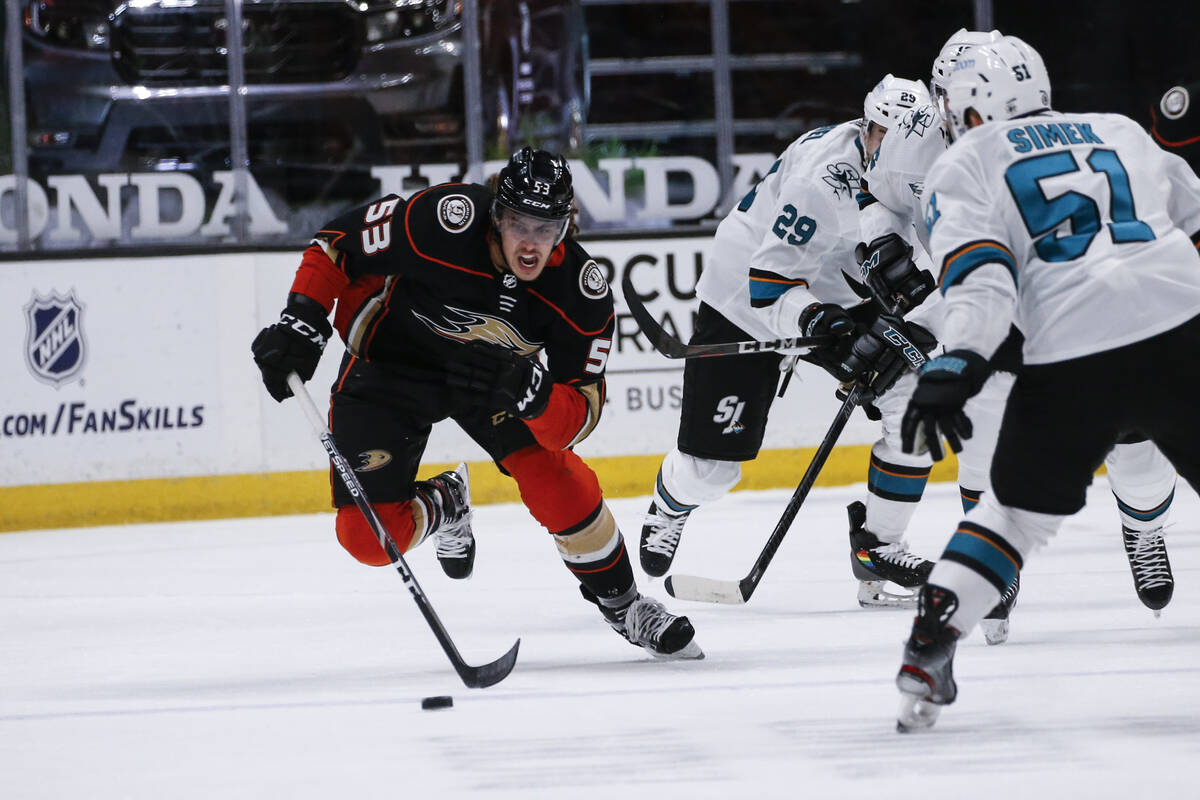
[436,192,476,233]
[820,160,862,200]
[403,183,494,270]
[899,104,939,139]
[578,259,609,299]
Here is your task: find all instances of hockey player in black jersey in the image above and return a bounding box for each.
[251,148,702,660]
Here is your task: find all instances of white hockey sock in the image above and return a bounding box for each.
[658,449,742,509]
[927,561,1004,634]
[1106,440,1176,533]
[864,443,930,543]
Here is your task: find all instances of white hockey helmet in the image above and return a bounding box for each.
[940,36,1052,141]
[863,73,932,130]
[930,28,1003,98]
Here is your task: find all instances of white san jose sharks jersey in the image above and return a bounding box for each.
[697,120,870,341]
[859,102,947,255]
[924,111,1200,365]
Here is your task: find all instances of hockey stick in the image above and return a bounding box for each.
[620,268,834,358]
[665,385,861,604]
[286,372,520,688]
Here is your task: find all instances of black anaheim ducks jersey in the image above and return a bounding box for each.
[306,183,615,387]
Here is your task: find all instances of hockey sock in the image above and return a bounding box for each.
[1106,439,1176,532]
[654,467,698,516]
[1113,488,1174,533]
[553,500,637,607]
[924,563,1005,634]
[411,479,452,543]
[934,519,1023,631]
[960,486,983,513]
[500,446,638,607]
[865,451,929,541]
[658,449,741,507]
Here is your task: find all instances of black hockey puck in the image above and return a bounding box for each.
[421,695,453,710]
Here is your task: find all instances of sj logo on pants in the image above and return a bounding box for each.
[713,395,745,435]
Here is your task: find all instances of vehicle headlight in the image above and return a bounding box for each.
[24,0,110,50]
[363,0,459,44]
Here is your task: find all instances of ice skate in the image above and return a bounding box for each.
[979,573,1020,645]
[622,595,704,659]
[847,501,934,608]
[1123,526,1173,615]
[584,587,704,660]
[639,498,696,578]
[896,585,961,733]
[424,463,475,580]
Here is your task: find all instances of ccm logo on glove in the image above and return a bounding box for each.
[879,325,928,370]
[280,312,329,348]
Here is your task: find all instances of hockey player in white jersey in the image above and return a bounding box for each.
[893,36,1200,732]
[639,75,940,606]
[848,30,1023,621]
[856,30,1178,644]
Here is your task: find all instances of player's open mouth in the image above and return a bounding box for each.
[515,254,541,271]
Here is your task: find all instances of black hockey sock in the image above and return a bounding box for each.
[568,538,638,612]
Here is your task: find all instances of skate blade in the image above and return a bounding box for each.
[857,581,918,609]
[651,638,705,661]
[980,617,1010,645]
[896,693,942,732]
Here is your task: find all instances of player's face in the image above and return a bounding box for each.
[864,121,887,160]
[497,209,564,281]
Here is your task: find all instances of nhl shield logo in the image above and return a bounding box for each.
[25,290,87,386]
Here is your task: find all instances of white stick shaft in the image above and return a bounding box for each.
[286,372,328,434]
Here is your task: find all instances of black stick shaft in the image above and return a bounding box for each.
[621,268,833,358]
[737,386,861,600]
[286,373,519,689]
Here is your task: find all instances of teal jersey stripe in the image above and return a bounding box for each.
[939,240,1017,294]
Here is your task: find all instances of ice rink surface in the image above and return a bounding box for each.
[3,477,1198,799]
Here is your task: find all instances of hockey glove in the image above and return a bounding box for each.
[798,302,857,380]
[251,293,332,402]
[445,341,553,419]
[856,233,936,314]
[837,316,937,402]
[799,302,855,339]
[900,349,992,461]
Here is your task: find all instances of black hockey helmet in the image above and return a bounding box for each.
[493,146,574,226]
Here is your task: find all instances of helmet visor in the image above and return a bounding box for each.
[936,90,958,143]
[495,205,568,246]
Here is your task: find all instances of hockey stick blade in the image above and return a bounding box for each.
[287,373,520,689]
[621,268,833,358]
[662,388,861,605]
[457,638,521,688]
[664,574,748,605]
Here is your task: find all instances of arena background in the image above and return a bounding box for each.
[2,0,1196,530]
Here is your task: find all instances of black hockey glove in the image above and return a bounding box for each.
[797,302,857,379]
[799,302,855,339]
[445,341,553,419]
[251,293,332,402]
[856,233,936,314]
[900,349,992,461]
[837,315,937,403]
